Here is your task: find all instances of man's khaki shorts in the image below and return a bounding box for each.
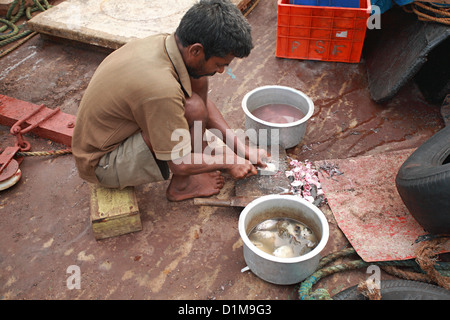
[94,132,169,189]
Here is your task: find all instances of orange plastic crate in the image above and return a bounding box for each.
[276,0,371,63]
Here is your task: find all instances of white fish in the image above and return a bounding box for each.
[299,226,314,240]
[265,162,277,172]
[273,245,295,258]
[255,219,278,231]
[306,240,316,248]
[252,230,276,240]
[249,230,277,252]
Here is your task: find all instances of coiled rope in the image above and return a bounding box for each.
[406,1,450,25]
[298,237,450,300]
[1,0,52,58]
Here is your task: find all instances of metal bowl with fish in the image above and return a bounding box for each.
[238,195,329,285]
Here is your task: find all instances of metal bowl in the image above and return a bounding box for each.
[242,85,314,149]
[238,195,329,285]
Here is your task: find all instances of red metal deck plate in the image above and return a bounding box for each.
[315,149,450,262]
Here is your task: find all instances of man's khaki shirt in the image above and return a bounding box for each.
[72,33,192,183]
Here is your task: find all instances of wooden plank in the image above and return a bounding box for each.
[27,0,261,50]
[90,184,142,240]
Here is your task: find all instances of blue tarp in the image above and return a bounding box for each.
[373,0,450,14]
[372,0,414,14]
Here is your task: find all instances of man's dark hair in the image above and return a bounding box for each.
[175,0,253,60]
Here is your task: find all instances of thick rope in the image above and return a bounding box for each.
[5,0,25,27]
[299,258,368,300]
[357,278,381,300]
[298,240,450,300]
[0,0,52,58]
[410,2,450,25]
[0,18,19,40]
[16,148,72,157]
[317,247,355,269]
[0,30,36,55]
[414,237,450,289]
[381,265,435,283]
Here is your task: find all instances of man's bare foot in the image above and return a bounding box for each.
[166,171,225,201]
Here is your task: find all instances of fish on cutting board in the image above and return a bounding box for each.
[194,146,292,207]
[257,162,278,175]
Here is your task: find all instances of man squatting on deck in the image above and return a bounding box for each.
[72,0,267,201]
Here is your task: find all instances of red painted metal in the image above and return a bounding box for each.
[315,150,450,262]
[0,148,20,182]
[0,95,75,184]
[0,94,75,147]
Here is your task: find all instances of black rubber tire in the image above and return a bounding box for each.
[415,38,450,104]
[333,280,450,300]
[395,125,450,235]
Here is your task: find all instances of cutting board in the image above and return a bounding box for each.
[193,146,292,207]
[234,145,291,198]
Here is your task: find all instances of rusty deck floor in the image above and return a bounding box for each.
[0,1,446,300]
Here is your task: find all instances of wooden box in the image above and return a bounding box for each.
[90,184,142,240]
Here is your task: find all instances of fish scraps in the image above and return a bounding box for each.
[285,159,326,207]
[318,162,344,181]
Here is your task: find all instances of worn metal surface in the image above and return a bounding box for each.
[315,150,450,262]
[0,1,446,300]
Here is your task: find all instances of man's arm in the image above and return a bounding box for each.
[191,77,268,167]
[142,131,256,179]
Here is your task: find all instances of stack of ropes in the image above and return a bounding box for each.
[1,0,52,58]
[406,1,450,25]
[298,237,450,300]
